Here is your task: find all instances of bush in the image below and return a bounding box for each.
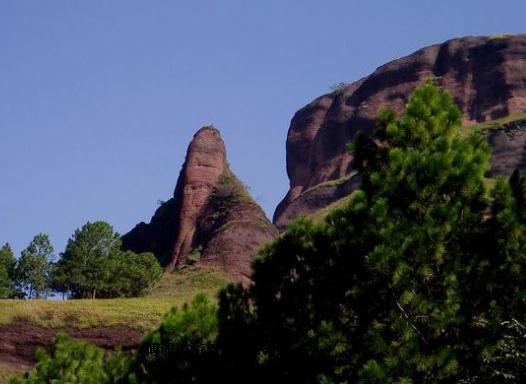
[0,243,16,298]
[10,334,129,384]
[127,294,218,383]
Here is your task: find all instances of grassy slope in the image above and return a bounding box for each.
[0,265,230,383]
[0,362,21,384]
[469,112,526,132]
[0,266,230,331]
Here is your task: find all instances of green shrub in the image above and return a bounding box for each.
[10,334,129,384]
[127,294,218,383]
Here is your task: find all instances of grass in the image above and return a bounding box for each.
[0,362,23,384]
[0,266,230,384]
[310,194,354,222]
[0,266,231,331]
[0,266,231,383]
[299,172,358,197]
[147,265,230,299]
[469,112,526,132]
[488,34,511,41]
[214,166,254,206]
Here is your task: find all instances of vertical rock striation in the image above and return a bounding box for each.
[122,126,277,283]
[166,127,227,271]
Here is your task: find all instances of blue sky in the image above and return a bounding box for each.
[1,0,525,257]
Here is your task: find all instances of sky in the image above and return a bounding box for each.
[1,0,526,257]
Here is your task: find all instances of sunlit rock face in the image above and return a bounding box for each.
[123,126,277,284]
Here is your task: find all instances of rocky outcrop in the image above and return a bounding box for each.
[122,126,277,283]
[165,127,227,271]
[274,173,361,229]
[193,168,278,284]
[275,35,526,229]
[486,118,526,176]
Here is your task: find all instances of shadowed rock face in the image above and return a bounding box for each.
[194,169,278,285]
[275,35,526,229]
[122,127,277,282]
[486,118,526,176]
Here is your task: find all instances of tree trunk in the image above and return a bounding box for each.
[92,288,96,300]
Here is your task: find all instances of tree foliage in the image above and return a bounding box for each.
[104,249,164,298]
[10,334,129,384]
[15,234,54,298]
[215,82,526,383]
[52,221,119,298]
[0,243,16,298]
[474,318,526,383]
[16,82,526,383]
[52,221,162,298]
[127,294,219,384]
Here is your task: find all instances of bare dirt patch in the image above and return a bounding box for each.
[0,321,143,369]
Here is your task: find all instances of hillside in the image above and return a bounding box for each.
[0,266,230,382]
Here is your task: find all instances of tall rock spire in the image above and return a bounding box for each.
[122,126,277,284]
[166,126,227,271]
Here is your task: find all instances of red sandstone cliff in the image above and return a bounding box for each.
[274,35,526,229]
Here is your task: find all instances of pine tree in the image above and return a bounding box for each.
[39,82,526,383]
[52,221,162,298]
[218,82,526,383]
[9,334,129,384]
[128,295,219,384]
[54,221,118,299]
[16,234,54,299]
[0,243,16,298]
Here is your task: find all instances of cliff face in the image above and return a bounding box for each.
[122,127,277,283]
[193,168,278,284]
[165,127,227,271]
[486,117,526,176]
[275,35,526,229]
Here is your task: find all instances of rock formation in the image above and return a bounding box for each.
[122,126,277,284]
[486,117,526,176]
[275,34,526,229]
